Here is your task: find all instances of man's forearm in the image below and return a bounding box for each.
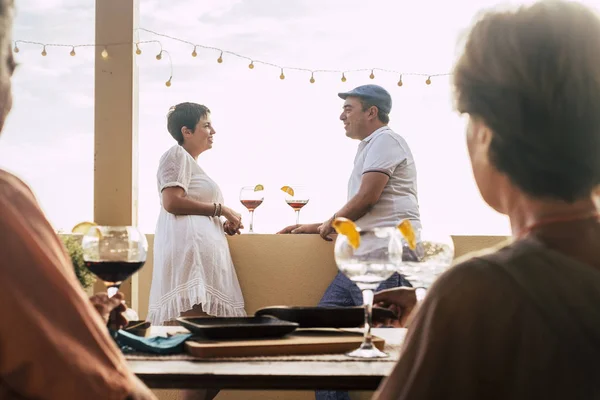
[333,193,374,222]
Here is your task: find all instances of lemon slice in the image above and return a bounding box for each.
[281,185,294,196]
[332,217,360,249]
[72,221,97,235]
[397,219,417,250]
[254,184,264,191]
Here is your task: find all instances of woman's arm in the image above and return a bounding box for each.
[162,186,217,216]
[162,186,242,228]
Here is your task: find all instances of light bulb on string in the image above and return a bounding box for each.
[13,42,18,53]
[191,46,197,57]
[341,72,347,82]
[217,51,223,63]
[369,70,375,79]
[165,77,172,87]
[41,46,47,56]
[101,47,108,59]
[397,74,403,87]
[248,61,254,69]
[279,69,285,80]
[426,76,432,85]
[135,43,142,55]
[156,50,162,60]
[70,46,76,56]
[310,72,315,84]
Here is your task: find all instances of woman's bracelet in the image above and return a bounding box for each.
[212,203,218,217]
[217,203,222,217]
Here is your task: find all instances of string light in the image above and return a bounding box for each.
[165,76,172,87]
[11,29,451,87]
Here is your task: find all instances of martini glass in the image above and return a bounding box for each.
[239,186,264,233]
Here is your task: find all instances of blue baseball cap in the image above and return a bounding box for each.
[338,84,392,114]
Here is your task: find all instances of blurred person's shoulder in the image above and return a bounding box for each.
[0,168,37,203]
[428,238,546,303]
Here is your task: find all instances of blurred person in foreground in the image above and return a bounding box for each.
[0,0,156,398]
[374,2,600,399]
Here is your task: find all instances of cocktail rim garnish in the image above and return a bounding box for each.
[332,217,360,249]
[280,185,294,196]
[397,219,417,250]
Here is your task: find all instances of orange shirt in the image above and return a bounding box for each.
[0,169,140,399]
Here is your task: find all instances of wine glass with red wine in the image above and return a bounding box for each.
[81,226,148,298]
[283,185,310,225]
[240,185,264,233]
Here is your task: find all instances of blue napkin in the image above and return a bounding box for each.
[116,329,193,355]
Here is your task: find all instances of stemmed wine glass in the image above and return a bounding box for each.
[81,226,148,298]
[334,227,403,358]
[240,185,265,234]
[394,223,454,301]
[282,185,310,225]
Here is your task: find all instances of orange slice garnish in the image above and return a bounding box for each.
[281,186,294,196]
[254,184,264,191]
[397,219,417,250]
[72,221,97,235]
[332,217,360,249]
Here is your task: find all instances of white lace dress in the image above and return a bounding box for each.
[147,145,246,325]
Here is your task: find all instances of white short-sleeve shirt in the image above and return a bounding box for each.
[348,126,421,230]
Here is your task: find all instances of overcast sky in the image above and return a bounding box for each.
[1,0,598,235]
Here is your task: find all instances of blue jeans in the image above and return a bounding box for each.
[315,271,411,400]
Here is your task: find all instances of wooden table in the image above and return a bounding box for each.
[129,328,405,391]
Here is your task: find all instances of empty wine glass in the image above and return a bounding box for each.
[81,226,148,298]
[395,223,454,301]
[240,186,265,233]
[334,227,403,358]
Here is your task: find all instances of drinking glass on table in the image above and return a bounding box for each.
[334,226,403,358]
[81,226,148,298]
[239,185,264,234]
[282,185,310,225]
[394,223,454,301]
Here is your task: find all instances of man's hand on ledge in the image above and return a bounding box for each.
[373,287,418,328]
[317,217,336,242]
[90,292,128,331]
[277,223,321,234]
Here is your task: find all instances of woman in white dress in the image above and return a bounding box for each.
[148,102,247,325]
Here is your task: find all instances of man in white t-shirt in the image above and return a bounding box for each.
[279,83,421,284]
[279,84,421,400]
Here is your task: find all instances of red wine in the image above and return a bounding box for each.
[241,199,263,211]
[85,261,145,286]
[286,199,309,211]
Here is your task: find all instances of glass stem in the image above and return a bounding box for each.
[249,210,254,233]
[362,289,375,347]
[295,210,300,225]
[107,286,119,298]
